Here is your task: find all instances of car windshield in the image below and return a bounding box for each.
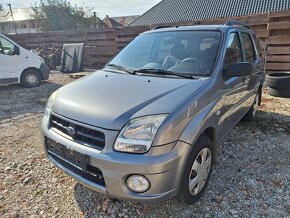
[106,30,221,77]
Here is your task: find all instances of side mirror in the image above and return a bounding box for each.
[223,62,253,78]
[14,45,20,55]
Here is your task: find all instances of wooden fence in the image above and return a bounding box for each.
[267,10,290,72]
[7,10,290,72]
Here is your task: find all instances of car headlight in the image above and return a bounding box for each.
[43,92,57,124]
[114,114,167,154]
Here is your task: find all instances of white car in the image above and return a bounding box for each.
[0,34,50,87]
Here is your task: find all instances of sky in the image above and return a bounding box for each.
[1,0,161,18]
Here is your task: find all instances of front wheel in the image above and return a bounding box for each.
[177,135,214,204]
[20,69,41,88]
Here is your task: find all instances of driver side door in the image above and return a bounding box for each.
[217,31,248,139]
[0,36,22,84]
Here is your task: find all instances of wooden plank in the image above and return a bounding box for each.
[267,55,290,62]
[268,35,290,45]
[87,49,117,56]
[266,62,290,70]
[250,24,268,31]
[115,37,134,43]
[269,10,290,18]
[85,40,116,46]
[269,21,290,30]
[267,46,290,54]
[271,30,290,36]
[254,30,269,38]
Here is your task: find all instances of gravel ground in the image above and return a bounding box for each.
[0,73,289,218]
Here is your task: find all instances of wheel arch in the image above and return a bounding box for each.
[202,127,218,163]
[178,100,220,163]
[21,67,42,80]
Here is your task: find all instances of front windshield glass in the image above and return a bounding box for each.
[107,30,221,77]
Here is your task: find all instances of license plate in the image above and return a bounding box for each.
[46,138,88,170]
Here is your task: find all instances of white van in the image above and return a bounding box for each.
[0,34,50,87]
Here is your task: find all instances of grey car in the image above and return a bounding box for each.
[41,21,265,204]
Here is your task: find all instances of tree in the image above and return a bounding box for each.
[0,4,3,11]
[32,0,94,31]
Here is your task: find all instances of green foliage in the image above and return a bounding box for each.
[32,0,94,31]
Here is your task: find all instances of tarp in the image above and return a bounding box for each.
[60,43,84,73]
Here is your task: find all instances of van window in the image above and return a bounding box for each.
[0,37,15,55]
[241,33,256,62]
[224,33,242,69]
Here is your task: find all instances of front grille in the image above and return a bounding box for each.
[50,114,105,150]
[46,137,106,187]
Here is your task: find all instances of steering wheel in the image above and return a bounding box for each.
[181,58,210,73]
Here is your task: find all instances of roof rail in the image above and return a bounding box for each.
[224,20,251,29]
[152,25,177,30]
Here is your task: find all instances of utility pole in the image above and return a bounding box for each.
[93,12,97,28]
[8,3,17,34]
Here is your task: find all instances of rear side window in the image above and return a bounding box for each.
[241,33,256,62]
[224,33,243,69]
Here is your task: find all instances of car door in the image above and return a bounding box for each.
[240,31,263,97]
[217,31,249,139]
[0,36,22,84]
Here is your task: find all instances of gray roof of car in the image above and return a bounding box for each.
[130,0,290,26]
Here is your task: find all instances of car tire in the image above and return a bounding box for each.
[267,87,290,98]
[242,91,260,122]
[177,135,214,204]
[265,72,290,89]
[20,69,41,88]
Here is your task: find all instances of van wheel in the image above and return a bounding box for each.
[242,92,260,122]
[177,135,213,204]
[20,69,41,88]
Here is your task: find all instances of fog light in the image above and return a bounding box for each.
[126,175,150,193]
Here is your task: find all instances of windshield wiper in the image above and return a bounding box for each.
[105,64,136,75]
[133,69,196,79]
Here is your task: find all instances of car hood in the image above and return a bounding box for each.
[52,70,204,130]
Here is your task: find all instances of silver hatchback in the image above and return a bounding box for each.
[42,22,265,204]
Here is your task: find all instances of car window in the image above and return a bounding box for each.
[200,37,218,51]
[113,35,155,69]
[241,33,256,62]
[253,34,265,59]
[224,33,242,69]
[109,31,221,76]
[0,37,15,55]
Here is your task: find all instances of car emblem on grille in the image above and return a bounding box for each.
[66,126,76,136]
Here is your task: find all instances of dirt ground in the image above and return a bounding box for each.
[0,73,289,217]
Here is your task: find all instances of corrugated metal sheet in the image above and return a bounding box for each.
[130,0,290,26]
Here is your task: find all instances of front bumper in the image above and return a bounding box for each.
[41,117,192,203]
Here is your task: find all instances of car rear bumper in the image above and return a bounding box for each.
[41,118,192,203]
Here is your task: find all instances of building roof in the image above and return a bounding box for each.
[0,8,34,23]
[95,17,108,29]
[111,15,140,26]
[103,15,123,27]
[130,0,290,26]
